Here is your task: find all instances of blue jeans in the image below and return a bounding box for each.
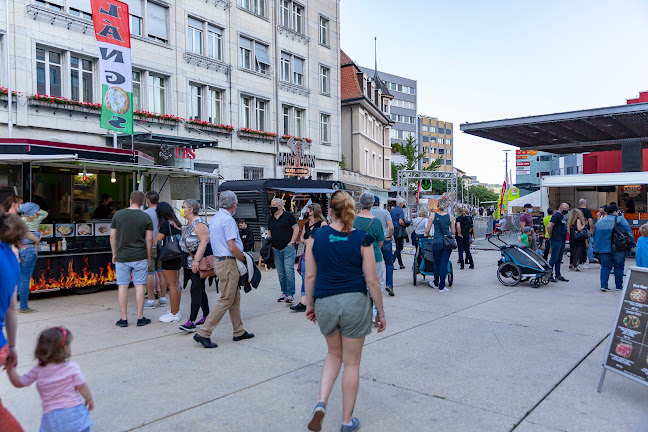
[18,246,37,310]
[381,239,394,288]
[598,251,627,290]
[587,239,595,262]
[300,257,306,296]
[548,240,566,278]
[432,242,452,290]
[274,246,296,297]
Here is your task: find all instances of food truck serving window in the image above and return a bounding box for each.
[235,202,257,220]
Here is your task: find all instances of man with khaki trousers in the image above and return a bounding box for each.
[193,191,254,348]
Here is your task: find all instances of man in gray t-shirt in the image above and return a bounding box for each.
[143,191,165,308]
[370,196,395,293]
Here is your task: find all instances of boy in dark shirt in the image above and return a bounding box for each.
[238,219,255,252]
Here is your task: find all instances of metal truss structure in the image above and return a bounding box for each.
[397,169,459,209]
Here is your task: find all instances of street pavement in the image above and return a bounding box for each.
[2,247,647,431]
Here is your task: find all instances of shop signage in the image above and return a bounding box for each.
[159,145,196,160]
[516,162,530,166]
[516,150,538,155]
[277,137,315,177]
[170,177,200,200]
[517,170,530,175]
[623,185,643,194]
[90,0,134,134]
[598,267,648,392]
[516,155,528,160]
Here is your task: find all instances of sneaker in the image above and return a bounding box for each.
[385,287,394,296]
[137,317,151,327]
[340,417,360,432]
[290,302,307,312]
[196,316,206,326]
[285,296,294,304]
[115,319,128,327]
[438,288,449,293]
[308,401,326,432]
[615,287,623,291]
[159,311,181,323]
[600,287,611,292]
[428,280,439,288]
[179,320,197,332]
[158,298,167,307]
[277,295,287,302]
[580,264,590,269]
[18,307,37,314]
[144,300,155,309]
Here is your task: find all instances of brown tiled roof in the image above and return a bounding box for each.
[340,49,363,101]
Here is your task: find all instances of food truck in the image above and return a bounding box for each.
[0,138,218,294]
[541,171,648,242]
[218,178,346,248]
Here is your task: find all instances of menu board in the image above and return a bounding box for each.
[601,267,648,388]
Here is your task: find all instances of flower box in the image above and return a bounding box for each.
[185,120,234,134]
[29,94,101,112]
[280,134,312,143]
[238,128,277,140]
[134,110,183,123]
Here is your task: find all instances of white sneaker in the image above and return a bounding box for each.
[159,311,181,323]
[144,300,155,309]
[438,288,449,293]
[580,264,590,269]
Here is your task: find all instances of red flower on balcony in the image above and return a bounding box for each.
[134,110,183,122]
[186,119,234,131]
[239,128,277,138]
[30,93,101,109]
[281,134,312,143]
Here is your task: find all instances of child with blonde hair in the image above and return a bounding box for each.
[6,327,94,431]
[636,223,648,268]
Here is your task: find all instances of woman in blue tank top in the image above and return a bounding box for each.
[303,191,386,432]
[425,200,456,292]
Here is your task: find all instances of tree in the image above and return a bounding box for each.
[390,135,442,186]
[467,184,498,205]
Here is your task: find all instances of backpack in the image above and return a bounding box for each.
[612,216,634,251]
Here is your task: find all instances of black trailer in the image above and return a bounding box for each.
[218,179,346,248]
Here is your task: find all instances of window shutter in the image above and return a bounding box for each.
[68,0,92,13]
[122,0,142,16]
[147,2,168,40]
[188,17,203,29]
[281,52,291,61]
[293,57,303,74]
[255,44,271,66]
[208,24,222,35]
[239,36,252,50]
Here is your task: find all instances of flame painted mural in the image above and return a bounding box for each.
[31,254,116,292]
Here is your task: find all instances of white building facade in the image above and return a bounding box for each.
[0,0,341,186]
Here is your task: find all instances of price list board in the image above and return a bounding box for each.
[599,267,648,391]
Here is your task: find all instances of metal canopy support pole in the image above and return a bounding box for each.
[5,0,13,138]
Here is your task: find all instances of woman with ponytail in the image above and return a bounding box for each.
[303,190,386,432]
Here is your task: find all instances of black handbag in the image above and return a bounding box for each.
[443,235,458,250]
[157,234,183,262]
[570,227,590,241]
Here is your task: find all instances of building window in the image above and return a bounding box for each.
[372,152,376,176]
[194,163,220,209]
[364,149,369,174]
[130,14,143,36]
[368,118,374,139]
[35,0,63,11]
[70,56,93,103]
[295,108,303,137]
[187,17,203,55]
[423,136,429,142]
[208,89,221,124]
[36,48,62,97]
[239,0,266,17]
[438,127,445,135]
[320,113,330,144]
[429,126,436,133]
[255,43,270,74]
[207,25,223,60]
[446,128,452,135]
[188,84,202,120]
[280,52,290,82]
[255,99,266,131]
[147,2,169,43]
[292,3,304,34]
[132,71,141,110]
[148,74,165,114]
[69,8,92,20]
[239,37,252,70]
[241,96,251,128]
[319,16,329,46]
[320,66,329,94]
[280,0,290,26]
[244,166,264,180]
[293,57,303,86]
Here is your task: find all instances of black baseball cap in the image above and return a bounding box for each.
[523,203,533,209]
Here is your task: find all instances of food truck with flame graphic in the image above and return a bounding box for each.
[0,138,219,294]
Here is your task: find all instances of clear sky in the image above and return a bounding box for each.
[339,0,648,184]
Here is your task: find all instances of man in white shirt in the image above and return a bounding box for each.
[143,191,166,308]
[193,191,254,348]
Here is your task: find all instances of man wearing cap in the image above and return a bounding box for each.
[519,203,533,231]
[371,196,395,295]
[593,204,634,291]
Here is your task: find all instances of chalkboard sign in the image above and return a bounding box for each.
[598,266,648,392]
[169,177,200,200]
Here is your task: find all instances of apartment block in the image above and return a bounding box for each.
[0,0,342,197]
[418,115,453,172]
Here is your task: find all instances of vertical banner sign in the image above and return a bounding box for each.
[90,0,133,134]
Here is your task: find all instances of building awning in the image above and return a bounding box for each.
[460,102,648,154]
[107,132,218,149]
[272,187,338,194]
[0,154,79,163]
[540,172,648,187]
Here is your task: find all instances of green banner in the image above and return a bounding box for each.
[100,84,133,135]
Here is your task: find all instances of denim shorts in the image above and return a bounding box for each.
[314,292,372,338]
[116,259,148,285]
[40,404,92,432]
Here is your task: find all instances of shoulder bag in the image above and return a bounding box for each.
[438,215,457,250]
[184,221,217,279]
[570,226,590,241]
[157,234,183,262]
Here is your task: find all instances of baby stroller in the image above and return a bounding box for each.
[488,234,552,288]
[412,237,453,287]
